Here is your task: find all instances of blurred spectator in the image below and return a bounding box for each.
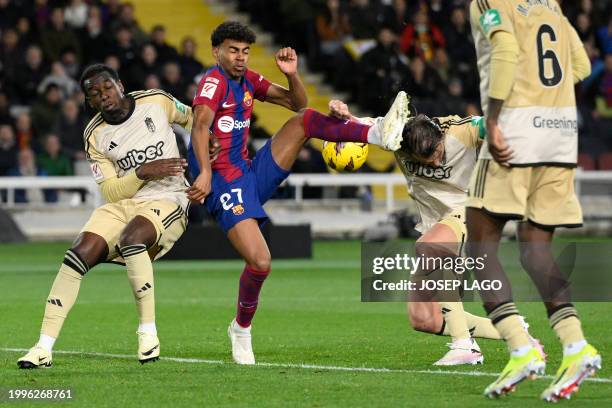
[104,54,121,76]
[399,7,445,61]
[16,16,38,48]
[406,57,445,101]
[31,83,62,140]
[64,0,88,30]
[32,0,51,30]
[60,48,80,79]
[443,7,475,70]
[596,15,612,55]
[37,134,73,176]
[427,0,452,28]
[386,0,410,33]
[315,0,351,58]
[0,92,12,126]
[576,12,595,42]
[109,2,148,46]
[128,43,160,89]
[0,0,20,29]
[101,0,122,26]
[358,27,409,115]
[594,54,612,119]
[38,62,79,99]
[144,74,161,90]
[0,28,22,85]
[80,7,112,63]
[7,148,52,203]
[112,25,137,68]
[431,48,453,84]
[178,36,205,84]
[0,124,18,176]
[15,112,34,150]
[13,45,48,105]
[41,7,82,63]
[161,62,186,102]
[347,0,388,40]
[150,25,178,64]
[52,99,87,160]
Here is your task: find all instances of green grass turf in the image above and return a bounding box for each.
[0,241,610,407]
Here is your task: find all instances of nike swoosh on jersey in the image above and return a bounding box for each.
[222,102,236,108]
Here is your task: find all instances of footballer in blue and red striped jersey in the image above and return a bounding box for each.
[186,21,398,366]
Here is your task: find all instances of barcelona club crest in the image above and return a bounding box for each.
[232,204,245,215]
[145,117,156,133]
[243,91,253,107]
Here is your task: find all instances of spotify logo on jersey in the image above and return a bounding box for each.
[217,116,251,133]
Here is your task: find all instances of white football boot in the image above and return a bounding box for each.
[137,331,160,364]
[375,91,410,151]
[228,319,255,365]
[434,338,484,366]
[17,345,53,369]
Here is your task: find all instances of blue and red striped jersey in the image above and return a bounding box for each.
[193,65,271,182]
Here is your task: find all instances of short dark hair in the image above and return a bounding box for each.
[211,21,256,47]
[79,64,119,94]
[399,114,444,160]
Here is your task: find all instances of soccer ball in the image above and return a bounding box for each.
[322,142,369,172]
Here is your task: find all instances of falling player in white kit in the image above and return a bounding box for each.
[17,64,207,368]
[328,96,542,366]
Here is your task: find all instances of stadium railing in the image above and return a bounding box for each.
[0,170,611,209]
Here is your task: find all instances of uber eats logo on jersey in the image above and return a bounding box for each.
[406,161,452,180]
[117,141,165,170]
[480,9,501,34]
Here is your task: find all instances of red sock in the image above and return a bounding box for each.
[236,265,270,327]
[303,108,369,143]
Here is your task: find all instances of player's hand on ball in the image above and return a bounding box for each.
[186,170,212,204]
[328,100,351,120]
[486,119,514,166]
[275,47,298,76]
[136,158,187,180]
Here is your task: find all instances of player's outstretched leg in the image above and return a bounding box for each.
[226,219,271,365]
[18,233,107,369]
[269,91,410,171]
[118,216,160,364]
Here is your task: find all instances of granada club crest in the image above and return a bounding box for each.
[243,91,252,107]
[145,117,155,133]
[232,204,245,215]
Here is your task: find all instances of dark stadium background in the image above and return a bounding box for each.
[1,0,611,203]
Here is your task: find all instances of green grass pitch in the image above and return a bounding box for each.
[0,241,610,407]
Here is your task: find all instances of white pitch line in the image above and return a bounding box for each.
[2,348,610,384]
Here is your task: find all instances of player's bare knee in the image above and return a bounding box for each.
[71,233,107,267]
[248,253,271,272]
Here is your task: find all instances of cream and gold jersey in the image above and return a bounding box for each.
[84,89,193,211]
[470,0,583,166]
[395,116,483,232]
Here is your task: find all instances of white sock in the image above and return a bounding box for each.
[366,118,383,146]
[138,322,157,335]
[510,344,533,358]
[38,334,56,352]
[563,340,587,357]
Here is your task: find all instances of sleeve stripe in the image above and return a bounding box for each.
[83,116,105,159]
[447,116,474,126]
[132,89,174,102]
[476,0,484,13]
[484,0,491,10]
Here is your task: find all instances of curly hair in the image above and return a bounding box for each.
[399,114,444,160]
[211,21,256,47]
[79,64,119,94]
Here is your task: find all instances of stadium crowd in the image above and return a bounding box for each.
[1,0,612,202]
